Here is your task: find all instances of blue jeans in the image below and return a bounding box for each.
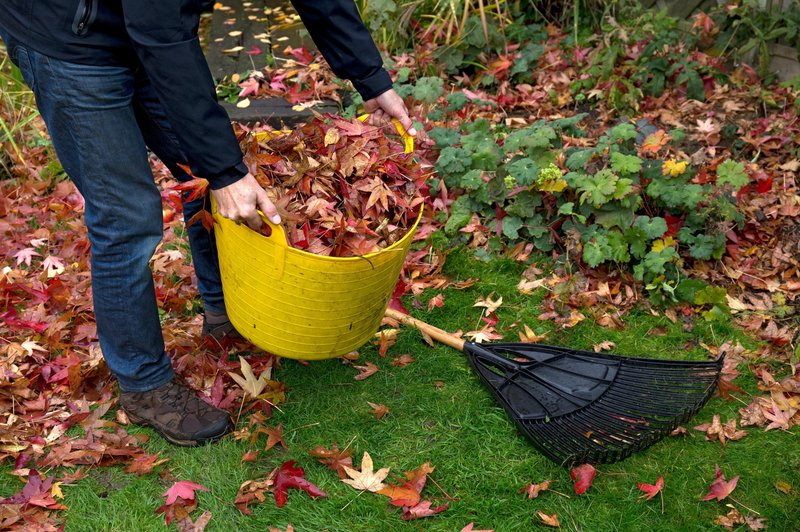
[2,32,227,391]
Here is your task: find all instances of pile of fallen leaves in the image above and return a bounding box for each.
[241,115,427,257]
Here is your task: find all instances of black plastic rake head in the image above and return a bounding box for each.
[464,342,724,466]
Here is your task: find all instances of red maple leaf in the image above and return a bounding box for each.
[0,470,65,510]
[309,445,353,479]
[161,481,207,506]
[571,464,597,495]
[155,480,208,524]
[171,177,209,203]
[401,500,449,520]
[702,465,739,501]
[272,460,327,508]
[637,475,665,500]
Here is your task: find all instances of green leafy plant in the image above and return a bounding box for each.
[432,115,748,302]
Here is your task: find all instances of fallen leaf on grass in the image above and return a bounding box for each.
[702,465,739,501]
[161,481,207,507]
[228,356,271,398]
[309,444,352,479]
[376,482,421,507]
[0,470,66,510]
[341,451,390,492]
[273,460,327,508]
[374,329,398,357]
[155,481,208,525]
[520,480,551,499]
[177,509,212,532]
[714,507,767,530]
[637,475,664,501]
[427,293,445,311]
[401,500,449,520]
[353,362,379,381]
[263,425,287,451]
[537,510,560,527]
[571,464,596,495]
[592,340,616,352]
[474,293,503,314]
[234,478,275,515]
[124,453,168,476]
[391,354,415,367]
[694,415,748,446]
[367,402,390,420]
[518,324,548,343]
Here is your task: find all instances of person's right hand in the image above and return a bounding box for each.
[211,172,280,230]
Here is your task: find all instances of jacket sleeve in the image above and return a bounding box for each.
[119,0,247,189]
[290,0,393,101]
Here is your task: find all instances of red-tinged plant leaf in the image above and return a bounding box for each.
[571,464,596,495]
[637,475,664,501]
[162,481,208,506]
[401,500,448,520]
[171,178,209,203]
[376,482,421,507]
[388,279,410,313]
[273,460,326,507]
[155,481,207,524]
[0,470,65,510]
[308,445,352,479]
[264,425,287,452]
[692,11,715,34]
[391,354,415,367]
[186,209,215,232]
[404,462,435,494]
[353,362,379,381]
[241,450,259,462]
[234,478,274,515]
[125,453,169,476]
[694,415,748,446]
[367,402,390,420]
[716,377,746,400]
[702,465,739,501]
[427,293,445,311]
[537,510,560,527]
[179,509,213,531]
[640,130,671,154]
[520,480,551,499]
[374,328,398,357]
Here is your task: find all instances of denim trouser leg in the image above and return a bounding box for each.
[131,67,226,314]
[4,38,173,391]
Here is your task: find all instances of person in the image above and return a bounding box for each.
[0,0,415,447]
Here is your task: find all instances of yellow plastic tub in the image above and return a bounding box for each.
[213,118,418,360]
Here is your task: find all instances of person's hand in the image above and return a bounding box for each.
[211,172,280,230]
[363,89,417,136]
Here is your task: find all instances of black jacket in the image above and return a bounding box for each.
[0,1,392,189]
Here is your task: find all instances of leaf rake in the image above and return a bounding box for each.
[385,309,724,466]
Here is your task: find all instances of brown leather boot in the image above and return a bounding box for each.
[120,380,233,446]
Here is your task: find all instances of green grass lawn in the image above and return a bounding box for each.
[4,249,799,531]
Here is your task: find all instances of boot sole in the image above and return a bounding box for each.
[123,408,233,447]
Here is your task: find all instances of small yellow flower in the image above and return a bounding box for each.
[662,159,688,177]
[651,236,676,252]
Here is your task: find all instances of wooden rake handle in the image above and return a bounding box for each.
[384,308,465,352]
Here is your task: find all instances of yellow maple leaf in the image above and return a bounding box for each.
[341,451,390,492]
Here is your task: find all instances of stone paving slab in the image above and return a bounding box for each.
[206,0,341,126]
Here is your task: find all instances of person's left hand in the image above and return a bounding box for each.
[363,89,416,136]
